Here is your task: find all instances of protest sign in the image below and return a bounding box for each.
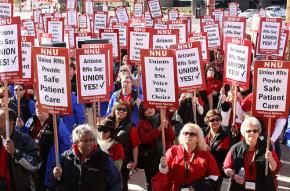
[145,11,153,27]
[74,32,92,48]
[250,15,260,32]
[223,16,246,40]
[0,16,22,81]
[112,22,128,48]
[167,19,187,43]
[66,0,76,10]
[103,2,108,12]
[85,0,93,15]
[21,26,28,36]
[128,27,150,65]
[188,32,210,63]
[93,12,107,34]
[66,27,75,48]
[33,8,41,24]
[47,17,64,42]
[82,44,113,90]
[200,15,214,25]
[0,0,12,18]
[108,16,118,28]
[78,14,87,29]
[270,29,289,60]
[228,2,238,16]
[115,6,129,23]
[13,36,34,84]
[76,47,110,103]
[32,47,72,115]
[180,16,192,33]
[168,8,179,20]
[99,28,120,61]
[201,21,222,49]
[224,37,252,89]
[260,8,266,17]
[67,9,77,26]
[171,42,206,93]
[212,9,224,25]
[153,19,167,29]
[39,33,53,45]
[133,3,143,18]
[147,0,163,19]
[253,60,290,118]
[141,49,178,109]
[257,17,282,54]
[41,13,53,32]
[129,17,146,28]
[22,19,36,36]
[149,29,179,49]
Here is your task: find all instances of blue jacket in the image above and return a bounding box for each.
[285,115,290,148]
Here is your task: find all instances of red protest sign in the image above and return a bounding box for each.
[108,16,118,28]
[253,60,290,118]
[0,0,13,18]
[168,8,179,21]
[76,47,110,103]
[112,22,128,48]
[22,19,36,36]
[74,32,92,48]
[153,19,167,29]
[128,17,146,28]
[66,0,76,10]
[93,12,108,34]
[149,29,179,49]
[223,16,246,40]
[32,47,72,115]
[127,27,150,65]
[39,32,53,45]
[224,37,252,89]
[133,3,143,18]
[0,16,22,81]
[270,29,289,60]
[82,43,113,91]
[147,0,163,19]
[78,14,87,29]
[167,19,188,44]
[99,28,120,61]
[228,2,238,16]
[115,6,129,23]
[145,11,153,27]
[67,9,77,27]
[200,15,214,25]
[201,21,222,49]
[33,8,41,24]
[141,49,178,109]
[47,17,64,42]
[13,36,34,84]
[188,32,210,63]
[257,17,282,54]
[171,42,206,93]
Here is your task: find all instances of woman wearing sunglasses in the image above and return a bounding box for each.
[223,117,281,191]
[159,123,220,191]
[204,110,231,190]
[137,103,175,191]
[107,101,139,191]
[97,118,125,171]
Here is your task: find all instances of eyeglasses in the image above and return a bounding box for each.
[245,129,259,134]
[209,118,221,122]
[98,128,109,133]
[116,107,128,112]
[79,138,95,143]
[183,131,198,137]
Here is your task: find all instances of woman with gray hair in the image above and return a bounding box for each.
[51,124,122,191]
[223,117,281,191]
[159,123,220,191]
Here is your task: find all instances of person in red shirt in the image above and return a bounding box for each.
[97,118,125,171]
[137,103,175,191]
[107,101,139,191]
[159,123,220,191]
[223,117,281,191]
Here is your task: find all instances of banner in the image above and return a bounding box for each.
[257,17,282,54]
[253,60,290,118]
[171,42,206,93]
[224,37,252,88]
[32,47,72,115]
[99,28,120,61]
[188,32,210,63]
[128,27,150,65]
[0,16,22,81]
[141,49,178,109]
[76,47,110,103]
[149,29,179,49]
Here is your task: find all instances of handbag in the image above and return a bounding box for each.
[152,172,169,191]
[137,143,157,169]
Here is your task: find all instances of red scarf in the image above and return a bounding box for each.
[72,144,97,163]
[0,143,11,191]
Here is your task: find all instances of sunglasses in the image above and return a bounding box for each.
[98,127,109,133]
[116,107,128,112]
[14,89,23,91]
[183,131,198,137]
[245,129,259,134]
[209,118,221,122]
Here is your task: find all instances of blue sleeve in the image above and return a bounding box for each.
[106,93,117,116]
[28,100,36,115]
[72,96,85,125]
[105,157,122,191]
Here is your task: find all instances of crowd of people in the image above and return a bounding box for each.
[0,44,289,191]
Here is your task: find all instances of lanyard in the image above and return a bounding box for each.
[247,149,257,176]
[184,153,195,176]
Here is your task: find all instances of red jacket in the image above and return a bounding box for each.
[165,145,220,191]
[137,119,175,150]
